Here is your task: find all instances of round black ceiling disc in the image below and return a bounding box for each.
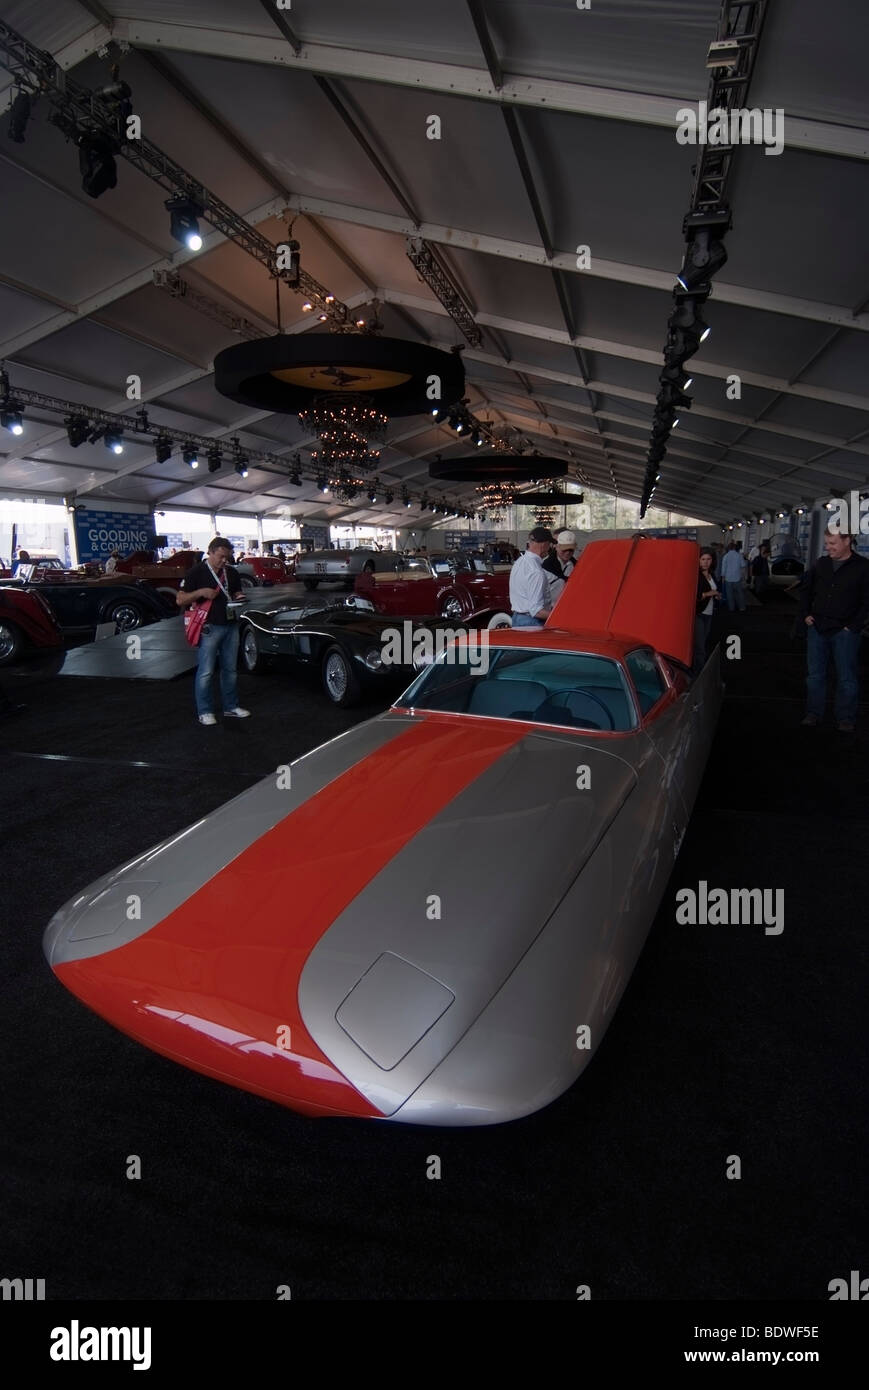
[428,455,568,482]
[214,334,465,417]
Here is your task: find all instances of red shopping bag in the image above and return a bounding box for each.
[183,598,213,647]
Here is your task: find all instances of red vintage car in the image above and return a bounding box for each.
[0,584,65,664]
[355,551,512,622]
[235,552,294,585]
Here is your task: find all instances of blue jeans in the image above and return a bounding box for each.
[723,579,745,611]
[512,613,544,628]
[806,625,861,723]
[195,622,240,716]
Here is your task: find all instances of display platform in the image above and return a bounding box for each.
[58,616,196,679]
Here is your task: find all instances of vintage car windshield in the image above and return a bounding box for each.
[396,647,637,732]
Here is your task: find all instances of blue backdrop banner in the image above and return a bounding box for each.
[75,509,156,564]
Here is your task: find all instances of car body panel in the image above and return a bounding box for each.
[44,540,724,1125]
[0,585,64,661]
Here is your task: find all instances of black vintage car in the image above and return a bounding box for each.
[237,589,498,707]
[0,576,173,634]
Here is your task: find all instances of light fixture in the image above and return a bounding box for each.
[677,228,728,292]
[8,91,31,144]
[78,131,118,198]
[183,446,199,469]
[1,405,24,435]
[235,459,249,479]
[65,414,89,447]
[384,489,394,505]
[317,475,328,492]
[104,430,124,454]
[302,301,314,313]
[355,318,366,328]
[165,196,203,251]
[318,313,328,322]
[154,434,173,463]
[325,294,335,305]
[207,447,222,474]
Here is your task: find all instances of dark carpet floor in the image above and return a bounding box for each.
[1,591,866,1301]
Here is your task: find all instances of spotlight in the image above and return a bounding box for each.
[8,91,31,144]
[1,404,24,435]
[368,489,377,503]
[677,225,729,292]
[659,381,693,410]
[317,475,328,492]
[65,414,89,448]
[318,313,328,322]
[165,195,203,251]
[302,301,314,313]
[154,434,173,463]
[384,490,394,505]
[325,294,335,304]
[355,318,366,328]
[431,406,448,423]
[183,446,199,469]
[104,431,124,454]
[403,494,412,508]
[661,363,694,389]
[288,461,302,486]
[207,447,222,474]
[79,131,118,198]
[235,459,249,479]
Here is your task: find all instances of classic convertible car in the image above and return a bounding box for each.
[0,575,172,634]
[295,547,401,589]
[0,584,64,664]
[355,551,512,623]
[237,588,501,706]
[44,538,723,1126]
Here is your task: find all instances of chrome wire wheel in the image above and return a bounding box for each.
[324,649,349,701]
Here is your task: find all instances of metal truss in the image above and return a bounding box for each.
[0,18,351,328]
[152,271,263,341]
[406,237,483,347]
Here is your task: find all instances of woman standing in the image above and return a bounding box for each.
[693,549,721,676]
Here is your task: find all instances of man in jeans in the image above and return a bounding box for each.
[800,528,869,733]
[720,542,747,611]
[509,526,555,628]
[177,537,250,726]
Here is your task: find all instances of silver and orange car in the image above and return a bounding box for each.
[44,538,722,1125]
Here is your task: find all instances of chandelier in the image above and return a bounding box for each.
[299,392,388,471]
[327,470,366,502]
[476,480,513,525]
[534,505,557,528]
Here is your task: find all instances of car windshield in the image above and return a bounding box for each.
[396,647,637,731]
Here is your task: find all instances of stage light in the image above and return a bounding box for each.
[154,435,173,463]
[8,91,31,143]
[104,431,124,454]
[207,447,222,474]
[325,294,335,304]
[317,475,328,492]
[318,313,328,322]
[79,132,117,198]
[1,405,23,435]
[302,301,313,313]
[355,318,366,328]
[678,229,728,292]
[384,490,394,505]
[368,489,377,503]
[235,459,249,479]
[165,196,203,250]
[65,414,89,448]
[183,446,199,469]
[659,381,693,410]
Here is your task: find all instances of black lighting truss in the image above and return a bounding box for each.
[406,238,483,347]
[152,271,264,341]
[641,0,769,515]
[0,19,351,329]
[0,380,472,517]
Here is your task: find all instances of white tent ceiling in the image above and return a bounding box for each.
[0,0,867,530]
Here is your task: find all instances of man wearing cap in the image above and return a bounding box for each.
[542,530,577,605]
[509,527,555,628]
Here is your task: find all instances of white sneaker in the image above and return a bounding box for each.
[224,707,251,718]
[198,713,217,726]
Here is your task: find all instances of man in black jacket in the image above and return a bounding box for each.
[799,529,869,732]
